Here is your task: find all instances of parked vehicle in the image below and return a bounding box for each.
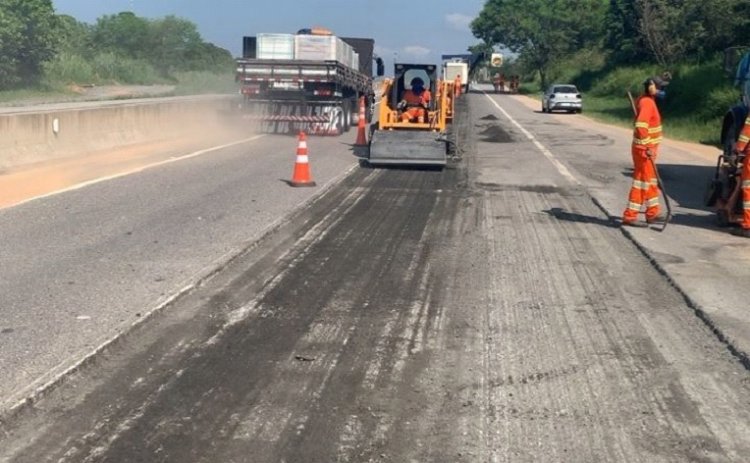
[542,84,582,113]
[235,30,382,135]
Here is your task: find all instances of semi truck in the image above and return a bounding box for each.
[235,31,382,135]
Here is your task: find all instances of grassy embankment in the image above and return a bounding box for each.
[0,52,236,104]
[519,51,740,148]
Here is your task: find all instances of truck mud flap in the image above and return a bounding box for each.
[368,130,447,166]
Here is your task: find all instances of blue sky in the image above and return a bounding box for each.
[52,0,487,71]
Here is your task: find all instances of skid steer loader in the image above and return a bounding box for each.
[368,63,450,167]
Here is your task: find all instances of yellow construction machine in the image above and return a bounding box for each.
[368,63,451,166]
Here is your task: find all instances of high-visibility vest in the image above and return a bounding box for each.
[403,89,431,106]
[632,95,662,149]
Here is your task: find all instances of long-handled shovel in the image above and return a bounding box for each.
[627,91,672,232]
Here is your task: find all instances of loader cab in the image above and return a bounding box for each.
[391,63,438,111]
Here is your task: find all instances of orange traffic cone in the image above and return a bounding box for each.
[290,131,316,187]
[354,96,368,146]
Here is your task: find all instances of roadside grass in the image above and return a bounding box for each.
[42,52,167,87]
[171,71,237,95]
[0,54,237,105]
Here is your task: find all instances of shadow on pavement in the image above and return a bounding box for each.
[620,163,718,211]
[543,206,724,233]
[347,144,369,159]
[543,207,620,228]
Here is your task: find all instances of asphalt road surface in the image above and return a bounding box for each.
[1,93,749,462]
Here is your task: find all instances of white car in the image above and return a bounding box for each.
[542,84,582,113]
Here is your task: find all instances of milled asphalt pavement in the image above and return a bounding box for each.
[1,88,748,421]
[504,89,750,368]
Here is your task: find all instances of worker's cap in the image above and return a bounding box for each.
[410,77,424,86]
[644,72,672,89]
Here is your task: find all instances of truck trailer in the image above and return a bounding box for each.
[236,32,380,135]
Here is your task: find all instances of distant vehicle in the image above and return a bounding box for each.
[443,61,468,93]
[542,84,582,113]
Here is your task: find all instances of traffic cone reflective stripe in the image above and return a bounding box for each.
[355,96,367,146]
[290,132,316,187]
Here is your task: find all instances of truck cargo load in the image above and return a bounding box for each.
[294,35,357,70]
[341,37,374,77]
[256,33,295,60]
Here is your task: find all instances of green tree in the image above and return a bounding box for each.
[604,0,643,65]
[147,15,203,74]
[0,0,58,88]
[471,0,607,88]
[90,12,150,59]
[186,42,234,71]
[606,0,749,67]
[55,14,90,55]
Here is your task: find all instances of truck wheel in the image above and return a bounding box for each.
[335,111,345,136]
[342,104,351,133]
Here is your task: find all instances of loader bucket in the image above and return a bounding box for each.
[368,130,447,166]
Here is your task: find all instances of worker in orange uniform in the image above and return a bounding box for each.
[730,114,750,237]
[398,77,431,123]
[454,74,462,98]
[622,76,668,227]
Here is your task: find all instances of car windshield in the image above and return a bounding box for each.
[553,85,578,94]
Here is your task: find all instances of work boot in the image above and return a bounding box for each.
[730,227,750,238]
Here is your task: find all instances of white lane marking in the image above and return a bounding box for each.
[483,92,581,186]
[6,134,266,209]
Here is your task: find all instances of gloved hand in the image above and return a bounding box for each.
[646,148,654,159]
[397,100,407,110]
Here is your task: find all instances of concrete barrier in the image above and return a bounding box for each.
[0,95,240,171]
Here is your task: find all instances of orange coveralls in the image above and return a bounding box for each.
[622,94,662,224]
[454,75,462,98]
[400,89,431,122]
[734,115,750,229]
